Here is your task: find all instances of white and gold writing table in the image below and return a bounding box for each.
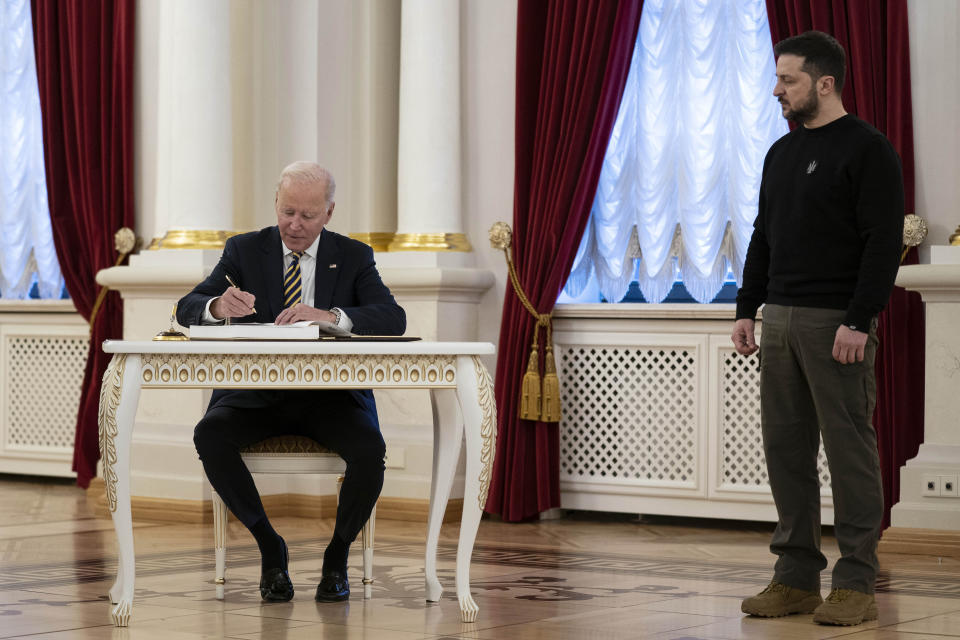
[98,339,496,626]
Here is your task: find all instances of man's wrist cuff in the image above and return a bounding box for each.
[735,303,758,321]
[843,308,872,333]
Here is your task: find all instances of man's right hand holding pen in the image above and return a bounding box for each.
[210,275,257,320]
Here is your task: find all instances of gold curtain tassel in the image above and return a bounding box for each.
[540,344,561,422]
[519,344,542,421]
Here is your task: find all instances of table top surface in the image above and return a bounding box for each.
[103,339,496,356]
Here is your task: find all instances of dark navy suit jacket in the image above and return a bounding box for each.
[177,226,406,415]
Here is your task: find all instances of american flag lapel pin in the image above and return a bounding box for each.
[329,263,337,268]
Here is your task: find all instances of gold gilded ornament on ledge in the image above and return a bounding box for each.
[388,232,472,252]
[147,229,240,250]
[902,213,928,263]
[949,224,960,246]
[349,232,395,253]
[153,303,188,341]
[489,221,560,423]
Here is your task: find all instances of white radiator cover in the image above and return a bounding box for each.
[0,303,88,477]
[553,304,834,524]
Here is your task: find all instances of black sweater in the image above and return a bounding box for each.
[736,114,904,331]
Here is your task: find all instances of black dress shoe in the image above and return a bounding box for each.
[260,539,294,602]
[315,570,349,602]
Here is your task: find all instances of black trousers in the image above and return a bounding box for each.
[193,391,385,546]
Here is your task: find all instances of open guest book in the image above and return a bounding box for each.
[189,321,420,341]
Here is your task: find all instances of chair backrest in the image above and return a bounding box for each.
[240,435,345,475]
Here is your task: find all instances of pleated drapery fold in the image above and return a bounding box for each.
[485,0,643,522]
[566,0,787,304]
[0,0,62,299]
[31,0,136,487]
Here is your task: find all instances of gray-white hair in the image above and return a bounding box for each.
[276,161,336,205]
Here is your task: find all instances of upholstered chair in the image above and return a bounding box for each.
[211,435,376,599]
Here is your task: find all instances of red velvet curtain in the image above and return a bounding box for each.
[485,0,642,522]
[31,0,136,488]
[764,0,924,529]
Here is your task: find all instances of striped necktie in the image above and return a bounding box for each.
[283,251,303,308]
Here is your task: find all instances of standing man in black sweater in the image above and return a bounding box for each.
[732,31,904,627]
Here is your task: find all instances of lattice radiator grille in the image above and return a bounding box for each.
[719,347,831,489]
[559,346,698,485]
[4,336,88,451]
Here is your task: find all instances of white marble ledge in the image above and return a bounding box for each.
[555,302,744,320]
[379,267,496,303]
[102,339,495,356]
[379,267,495,289]
[97,264,498,302]
[895,264,960,301]
[97,265,205,287]
[0,299,79,314]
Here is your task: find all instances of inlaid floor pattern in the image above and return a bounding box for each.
[1,475,959,639]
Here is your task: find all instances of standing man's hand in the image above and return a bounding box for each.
[832,325,868,364]
[275,303,337,325]
[732,319,758,355]
[211,286,257,319]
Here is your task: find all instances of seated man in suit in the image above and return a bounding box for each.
[177,161,405,603]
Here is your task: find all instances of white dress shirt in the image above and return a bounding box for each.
[203,233,353,331]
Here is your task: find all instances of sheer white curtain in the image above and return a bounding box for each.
[565,0,787,303]
[0,0,62,299]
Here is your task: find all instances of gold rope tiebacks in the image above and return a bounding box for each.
[89,227,141,333]
[489,222,560,423]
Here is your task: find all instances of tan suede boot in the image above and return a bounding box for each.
[813,588,878,626]
[741,581,823,617]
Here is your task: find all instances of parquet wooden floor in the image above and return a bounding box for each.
[1,475,959,639]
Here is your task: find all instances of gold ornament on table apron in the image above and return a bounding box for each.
[489,221,560,423]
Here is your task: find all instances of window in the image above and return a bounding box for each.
[562,0,787,304]
[0,0,64,299]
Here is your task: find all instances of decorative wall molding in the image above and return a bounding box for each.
[879,527,960,557]
[86,478,464,524]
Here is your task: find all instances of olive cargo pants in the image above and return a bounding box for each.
[759,304,882,594]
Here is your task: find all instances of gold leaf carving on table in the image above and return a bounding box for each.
[473,356,497,509]
[140,353,456,388]
[97,354,126,513]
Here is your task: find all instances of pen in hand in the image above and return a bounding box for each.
[224,274,257,315]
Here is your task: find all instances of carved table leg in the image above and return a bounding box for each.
[98,354,142,627]
[425,388,463,603]
[452,356,496,623]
